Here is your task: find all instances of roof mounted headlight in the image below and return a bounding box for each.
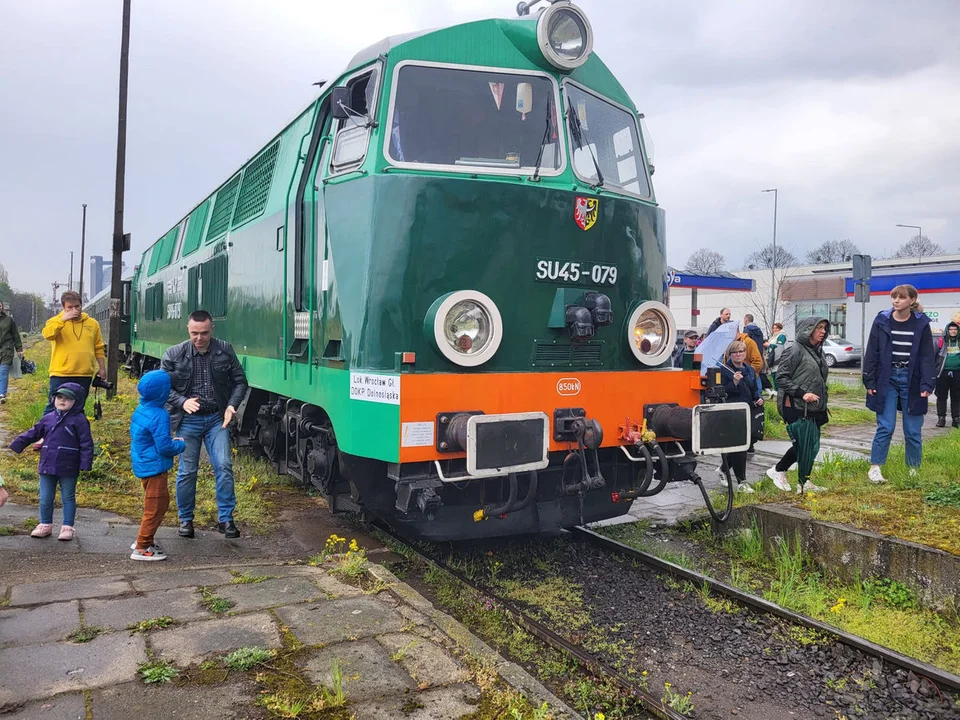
[536,1,593,71]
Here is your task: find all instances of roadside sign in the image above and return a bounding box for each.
[852,254,872,281]
[854,281,870,303]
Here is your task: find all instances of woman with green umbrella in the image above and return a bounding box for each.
[765,316,831,493]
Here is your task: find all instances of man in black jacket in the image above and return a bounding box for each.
[162,310,248,539]
[706,308,731,336]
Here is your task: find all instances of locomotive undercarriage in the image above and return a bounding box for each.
[249,393,706,541]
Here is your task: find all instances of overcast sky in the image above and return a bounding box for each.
[2,0,958,298]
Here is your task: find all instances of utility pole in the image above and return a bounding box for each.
[107,0,131,399]
[69,252,74,291]
[79,204,87,301]
[762,188,778,330]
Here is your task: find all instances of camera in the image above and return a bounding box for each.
[92,376,114,390]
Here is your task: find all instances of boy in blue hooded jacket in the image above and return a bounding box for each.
[130,370,185,561]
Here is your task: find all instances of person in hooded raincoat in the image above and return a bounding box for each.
[863,285,936,484]
[765,315,831,493]
[934,321,960,428]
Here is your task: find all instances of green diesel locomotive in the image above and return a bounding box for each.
[129,1,748,540]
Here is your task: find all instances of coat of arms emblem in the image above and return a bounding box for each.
[574,196,598,231]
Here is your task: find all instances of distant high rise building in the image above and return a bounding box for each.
[89,256,127,297]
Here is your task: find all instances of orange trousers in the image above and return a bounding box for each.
[136,472,170,550]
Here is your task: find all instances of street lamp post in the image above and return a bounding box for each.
[762,188,778,329]
[895,223,923,262]
[78,203,87,301]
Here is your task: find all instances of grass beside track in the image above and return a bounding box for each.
[0,338,305,533]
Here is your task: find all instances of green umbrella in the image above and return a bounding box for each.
[786,412,820,488]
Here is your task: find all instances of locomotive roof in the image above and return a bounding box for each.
[347,30,432,69]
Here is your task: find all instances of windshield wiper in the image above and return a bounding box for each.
[530,98,553,182]
[567,105,604,188]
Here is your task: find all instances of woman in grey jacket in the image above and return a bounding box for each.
[765,316,831,493]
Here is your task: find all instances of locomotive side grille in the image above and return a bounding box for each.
[206,173,242,243]
[233,140,280,228]
[532,340,602,367]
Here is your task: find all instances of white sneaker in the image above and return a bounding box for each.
[868,465,887,484]
[766,467,791,492]
[130,546,167,561]
[797,481,826,494]
[131,542,163,552]
[908,468,919,478]
[715,465,730,488]
[0,394,6,404]
[735,482,755,494]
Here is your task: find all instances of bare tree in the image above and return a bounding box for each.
[741,265,802,337]
[684,248,726,274]
[806,239,860,264]
[0,263,8,286]
[894,235,945,260]
[745,243,799,269]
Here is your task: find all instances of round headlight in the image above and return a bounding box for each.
[537,2,594,70]
[429,290,503,367]
[626,301,676,366]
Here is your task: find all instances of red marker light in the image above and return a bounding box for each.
[611,491,621,503]
[401,352,416,364]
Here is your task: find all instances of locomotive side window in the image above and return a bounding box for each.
[385,63,562,175]
[564,83,651,198]
[330,67,380,172]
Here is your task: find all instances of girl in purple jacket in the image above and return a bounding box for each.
[9,382,93,540]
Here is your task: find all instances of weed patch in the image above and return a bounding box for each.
[67,626,104,643]
[198,587,233,614]
[127,617,174,633]
[138,660,179,684]
[0,526,15,536]
[230,570,272,584]
[222,646,276,671]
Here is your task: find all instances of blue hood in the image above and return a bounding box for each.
[138,370,172,407]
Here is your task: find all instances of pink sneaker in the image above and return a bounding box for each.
[31,523,53,538]
[58,525,75,541]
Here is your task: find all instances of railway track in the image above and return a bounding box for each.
[377,523,960,719]
[570,526,960,699]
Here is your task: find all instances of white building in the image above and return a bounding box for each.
[668,254,960,346]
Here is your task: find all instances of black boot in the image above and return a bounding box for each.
[936,416,946,428]
[218,520,240,539]
[953,417,960,428]
[178,520,194,538]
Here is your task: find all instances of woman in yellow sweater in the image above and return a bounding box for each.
[41,290,106,414]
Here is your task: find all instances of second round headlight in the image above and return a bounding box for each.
[429,290,503,367]
[626,301,676,366]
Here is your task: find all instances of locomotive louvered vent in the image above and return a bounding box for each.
[232,141,280,228]
[533,340,602,367]
[181,201,210,257]
[206,173,242,242]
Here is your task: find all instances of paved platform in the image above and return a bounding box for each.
[0,506,577,719]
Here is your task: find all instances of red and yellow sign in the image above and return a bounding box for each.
[574,196,598,231]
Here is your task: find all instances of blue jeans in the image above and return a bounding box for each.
[175,413,236,523]
[871,366,924,468]
[39,475,78,526]
[0,362,9,396]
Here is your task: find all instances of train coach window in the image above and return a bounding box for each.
[385,63,562,175]
[564,83,650,198]
[330,67,380,172]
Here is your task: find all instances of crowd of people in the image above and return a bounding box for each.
[674,284,950,493]
[0,285,953,549]
[3,292,247,562]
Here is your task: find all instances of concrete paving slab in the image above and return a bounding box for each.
[0,632,147,706]
[0,536,82,554]
[212,575,324,613]
[275,596,407,646]
[82,587,210,630]
[8,576,132,607]
[350,682,482,719]
[149,611,280,666]
[0,691,86,719]
[130,567,234,592]
[376,632,470,687]
[90,680,255,719]
[0,600,80,648]
[303,638,418,701]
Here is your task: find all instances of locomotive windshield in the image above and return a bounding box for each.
[564,83,650,198]
[386,64,562,174]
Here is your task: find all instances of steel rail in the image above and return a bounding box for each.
[571,526,960,695]
[375,524,686,720]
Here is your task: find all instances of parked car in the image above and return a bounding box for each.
[822,336,862,367]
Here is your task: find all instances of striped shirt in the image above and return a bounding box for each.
[890,317,916,363]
